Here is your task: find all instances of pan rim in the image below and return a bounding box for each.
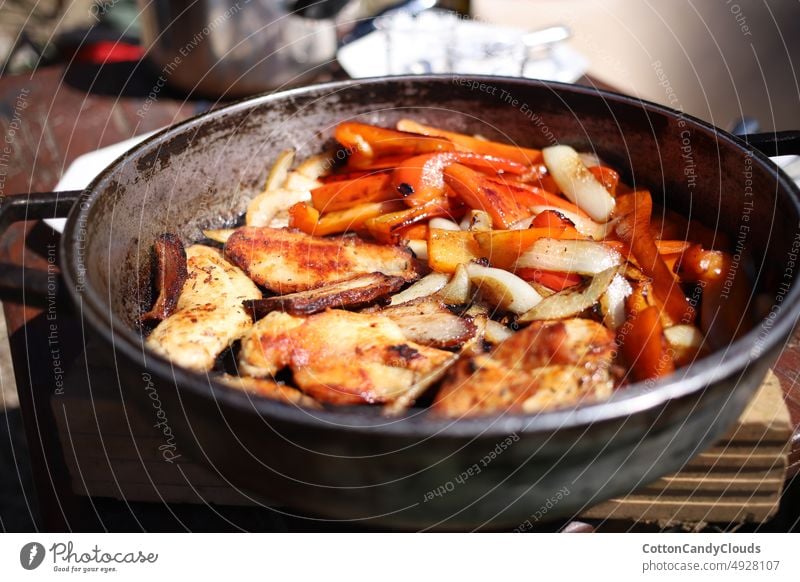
[60,74,800,437]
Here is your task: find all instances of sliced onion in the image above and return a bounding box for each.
[407,239,428,260]
[514,238,622,275]
[466,263,543,315]
[246,187,311,227]
[518,267,617,322]
[284,171,322,191]
[507,215,534,230]
[429,217,461,231]
[484,319,514,344]
[295,153,332,180]
[529,205,614,240]
[389,272,450,305]
[263,149,295,192]
[578,151,604,167]
[542,145,616,222]
[203,228,236,244]
[460,209,492,231]
[664,325,703,350]
[438,263,472,304]
[599,273,632,330]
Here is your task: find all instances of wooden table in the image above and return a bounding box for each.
[1,62,798,530]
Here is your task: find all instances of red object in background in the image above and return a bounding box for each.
[75,41,145,64]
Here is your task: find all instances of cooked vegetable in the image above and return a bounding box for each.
[244,272,405,317]
[143,118,753,417]
[514,238,622,276]
[389,272,450,305]
[372,297,477,348]
[141,233,188,323]
[437,263,472,304]
[542,145,616,222]
[518,267,617,322]
[466,263,543,315]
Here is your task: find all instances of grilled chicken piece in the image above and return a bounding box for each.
[141,233,188,323]
[239,309,453,405]
[147,245,261,371]
[224,226,418,294]
[245,272,405,317]
[216,374,320,408]
[367,297,477,348]
[433,318,618,416]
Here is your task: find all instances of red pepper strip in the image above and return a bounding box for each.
[395,222,428,241]
[392,152,528,207]
[619,305,675,382]
[334,122,454,169]
[614,191,696,324]
[396,119,543,166]
[365,197,458,244]
[311,173,394,213]
[289,200,403,237]
[531,209,575,229]
[443,164,531,229]
[587,166,620,197]
[516,268,583,291]
[650,204,731,250]
[473,227,567,270]
[341,155,412,171]
[495,178,591,218]
[321,170,390,183]
[675,244,750,347]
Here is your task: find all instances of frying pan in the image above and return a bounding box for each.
[2,76,800,530]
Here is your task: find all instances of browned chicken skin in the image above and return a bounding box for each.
[238,309,453,405]
[433,318,618,416]
[224,226,418,294]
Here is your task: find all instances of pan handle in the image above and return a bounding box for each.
[0,190,83,296]
[739,131,800,157]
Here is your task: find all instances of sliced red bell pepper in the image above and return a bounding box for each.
[391,152,528,207]
[530,209,575,229]
[334,122,453,170]
[495,178,590,218]
[619,305,675,382]
[614,190,696,324]
[588,166,620,197]
[516,268,583,290]
[311,173,394,213]
[397,119,543,166]
[365,198,458,244]
[675,244,750,347]
[289,200,403,237]
[443,164,532,229]
[473,227,567,270]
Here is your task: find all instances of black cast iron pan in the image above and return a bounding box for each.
[2,76,800,530]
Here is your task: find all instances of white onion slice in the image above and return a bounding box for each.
[429,217,461,231]
[518,267,617,322]
[389,272,450,306]
[466,263,543,315]
[460,209,492,231]
[664,325,703,350]
[406,239,428,260]
[529,205,614,240]
[599,273,632,330]
[484,319,514,344]
[203,228,236,244]
[263,149,295,192]
[514,238,622,276]
[438,263,472,304]
[542,145,616,222]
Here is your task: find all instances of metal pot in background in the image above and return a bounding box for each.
[136,0,363,97]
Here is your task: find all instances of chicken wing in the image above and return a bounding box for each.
[147,245,261,371]
[224,226,418,293]
[239,309,453,405]
[433,318,618,416]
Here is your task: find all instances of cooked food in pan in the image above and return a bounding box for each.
[142,119,752,417]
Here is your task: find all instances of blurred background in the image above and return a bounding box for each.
[0,0,796,130]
